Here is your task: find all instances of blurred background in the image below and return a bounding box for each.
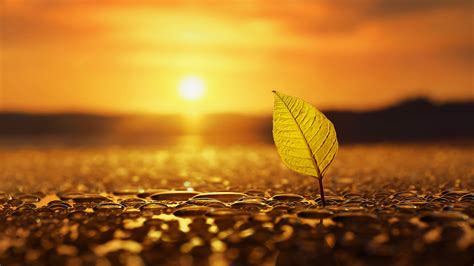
[1,0,473,145]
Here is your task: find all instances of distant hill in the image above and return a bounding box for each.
[323,98,474,143]
[1,98,473,144]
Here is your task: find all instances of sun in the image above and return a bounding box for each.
[178,76,205,101]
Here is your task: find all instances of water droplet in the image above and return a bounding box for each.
[459,193,474,202]
[186,198,227,208]
[297,209,333,219]
[93,202,124,211]
[113,188,143,196]
[139,203,167,213]
[332,212,378,223]
[173,206,212,217]
[151,191,200,201]
[71,194,109,203]
[192,192,248,202]
[231,199,269,211]
[120,198,146,208]
[206,208,248,218]
[271,194,304,202]
[419,211,469,223]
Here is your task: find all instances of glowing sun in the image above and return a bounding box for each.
[178,76,205,101]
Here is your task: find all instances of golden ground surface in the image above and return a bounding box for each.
[0,142,473,265]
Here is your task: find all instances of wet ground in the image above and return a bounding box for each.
[0,142,473,266]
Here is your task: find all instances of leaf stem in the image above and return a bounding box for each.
[318,178,326,207]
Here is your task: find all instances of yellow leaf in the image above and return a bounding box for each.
[272,90,338,179]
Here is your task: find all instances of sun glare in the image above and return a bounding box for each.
[179,76,205,101]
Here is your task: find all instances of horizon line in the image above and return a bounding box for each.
[1,96,473,117]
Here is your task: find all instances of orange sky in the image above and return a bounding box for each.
[1,0,473,114]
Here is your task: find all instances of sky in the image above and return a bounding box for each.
[1,0,473,114]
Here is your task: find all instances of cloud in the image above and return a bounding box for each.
[364,0,471,18]
[255,0,473,36]
[2,0,472,44]
[1,0,472,113]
